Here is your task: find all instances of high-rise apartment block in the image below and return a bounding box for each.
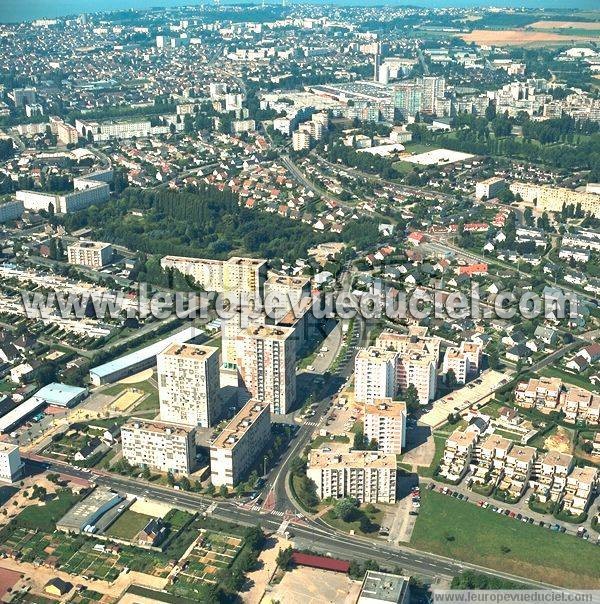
[158,343,221,427]
[420,76,446,114]
[160,255,267,298]
[237,325,296,415]
[0,444,23,483]
[375,328,440,405]
[264,273,311,314]
[292,129,311,151]
[442,341,483,384]
[210,399,271,487]
[363,398,407,454]
[121,418,195,475]
[354,348,398,404]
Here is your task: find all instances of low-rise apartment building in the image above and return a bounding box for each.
[475,177,506,200]
[509,182,600,218]
[514,377,563,410]
[67,241,113,268]
[499,445,537,498]
[471,433,512,488]
[439,428,478,482]
[307,445,397,503]
[0,199,24,223]
[121,418,195,475]
[160,255,267,298]
[363,398,407,454]
[532,450,574,503]
[563,387,600,425]
[561,466,598,516]
[210,399,271,487]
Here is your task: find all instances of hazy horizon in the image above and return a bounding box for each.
[1,0,599,24]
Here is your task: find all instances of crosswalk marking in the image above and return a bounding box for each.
[304,421,318,427]
[271,510,285,517]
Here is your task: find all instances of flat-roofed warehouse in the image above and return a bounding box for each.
[89,326,204,385]
[33,382,88,407]
[57,487,123,534]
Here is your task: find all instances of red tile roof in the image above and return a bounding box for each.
[291,552,350,573]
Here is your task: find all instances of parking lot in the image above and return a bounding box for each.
[420,369,510,428]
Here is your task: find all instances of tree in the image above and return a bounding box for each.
[333,497,359,522]
[488,346,500,371]
[446,369,457,389]
[244,526,265,551]
[218,484,228,498]
[404,384,420,413]
[353,425,366,450]
[179,476,191,491]
[166,471,176,487]
[276,546,293,570]
[205,482,215,496]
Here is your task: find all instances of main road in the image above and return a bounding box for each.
[23,455,563,588]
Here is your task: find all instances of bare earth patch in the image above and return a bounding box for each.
[544,427,572,454]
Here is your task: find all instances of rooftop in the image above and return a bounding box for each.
[90,326,203,379]
[447,428,478,448]
[68,240,111,251]
[34,382,87,406]
[57,487,122,531]
[365,398,406,418]
[481,433,512,453]
[244,325,295,341]
[308,445,396,470]
[266,274,310,287]
[359,570,409,604]
[568,466,598,484]
[357,347,398,363]
[123,417,195,438]
[541,450,573,468]
[160,342,219,361]
[211,399,270,450]
[507,446,536,464]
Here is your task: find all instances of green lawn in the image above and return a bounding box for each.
[310,434,349,449]
[14,490,81,532]
[417,434,445,478]
[0,379,14,393]
[322,504,384,536]
[392,161,416,175]
[105,510,153,540]
[411,490,600,588]
[403,143,438,154]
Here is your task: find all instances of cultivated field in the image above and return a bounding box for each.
[460,29,597,46]
[529,20,600,30]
